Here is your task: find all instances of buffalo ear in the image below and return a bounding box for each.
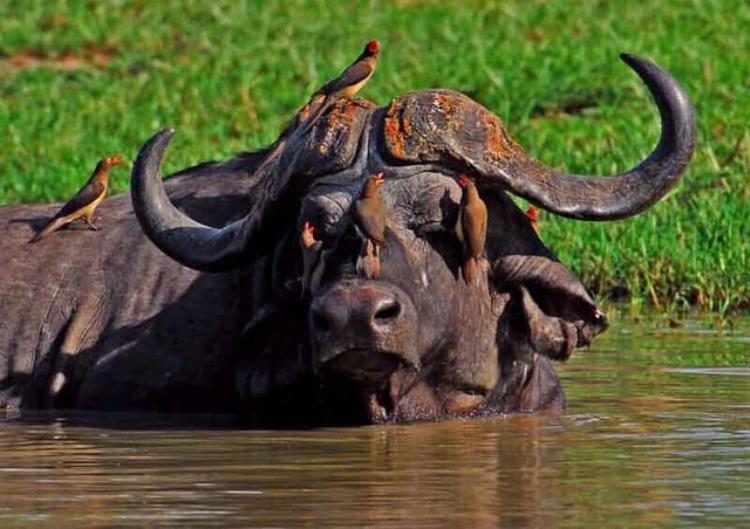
[493,255,608,362]
[483,189,607,361]
[517,286,597,361]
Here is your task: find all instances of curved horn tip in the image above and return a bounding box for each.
[618,51,696,133]
[618,52,683,90]
[619,52,644,67]
[150,127,177,149]
[133,127,177,183]
[618,53,664,80]
[135,127,177,161]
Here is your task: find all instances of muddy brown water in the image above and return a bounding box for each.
[1,319,748,528]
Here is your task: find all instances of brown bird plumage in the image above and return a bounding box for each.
[29,153,124,243]
[353,172,386,279]
[299,221,323,296]
[455,175,488,284]
[302,39,380,134]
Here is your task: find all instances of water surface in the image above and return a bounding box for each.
[1,318,748,528]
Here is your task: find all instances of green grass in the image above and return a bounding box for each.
[1,0,748,313]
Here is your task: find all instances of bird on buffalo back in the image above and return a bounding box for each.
[302,39,380,134]
[455,174,488,285]
[29,152,124,243]
[353,172,386,279]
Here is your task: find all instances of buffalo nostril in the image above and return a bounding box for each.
[374,300,401,322]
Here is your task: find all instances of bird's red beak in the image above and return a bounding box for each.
[366,39,380,54]
[526,206,539,222]
[457,175,469,188]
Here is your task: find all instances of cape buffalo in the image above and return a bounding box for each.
[0,54,694,425]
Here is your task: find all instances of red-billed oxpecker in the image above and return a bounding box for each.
[302,39,380,134]
[353,172,386,279]
[29,152,124,243]
[455,174,488,285]
[299,221,323,296]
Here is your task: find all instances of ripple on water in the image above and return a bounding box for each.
[667,367,750,376]
[1,318,749,528]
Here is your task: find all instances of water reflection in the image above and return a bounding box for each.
[1,319,749,528]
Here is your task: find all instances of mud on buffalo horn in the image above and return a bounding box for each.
[460,53,696,220]
[130,53,695,272]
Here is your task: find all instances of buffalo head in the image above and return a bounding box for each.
[130,53,694,424]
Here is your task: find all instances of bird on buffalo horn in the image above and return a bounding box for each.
[302,39,380,134]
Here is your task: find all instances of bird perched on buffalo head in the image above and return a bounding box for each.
[455,174,488,285]
[353,172,386,279]
[29,152,124,243]
[302,39,380,134]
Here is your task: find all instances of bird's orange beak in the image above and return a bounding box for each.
[106,152,124,167]
[303,221,315,234]
[373,172,385,186]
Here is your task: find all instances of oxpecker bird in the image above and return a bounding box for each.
[455,175,488,285]
[29,152,124,243]
[300,221,323,296]
[353,172,386,279]
[302,39,380,134]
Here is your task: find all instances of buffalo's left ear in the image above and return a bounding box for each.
[493,254,608,361]
[483,189,607,362]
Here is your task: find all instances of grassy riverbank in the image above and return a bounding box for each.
[1,0,747,313]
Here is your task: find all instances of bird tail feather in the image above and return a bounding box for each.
[462,256,478,285]
[28,217,70,243]
[356,239,380,279]
[301,97,329,135]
